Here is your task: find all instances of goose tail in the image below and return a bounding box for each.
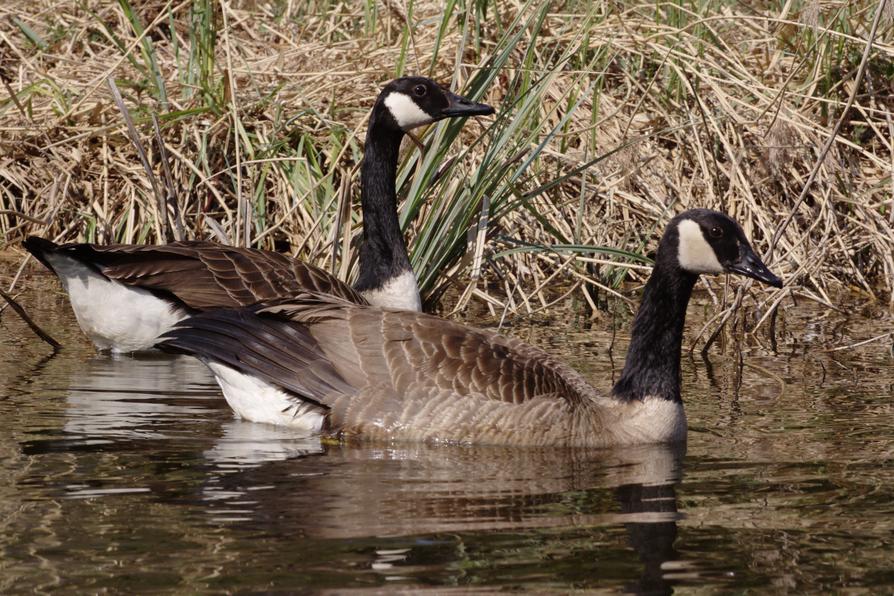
[157,306,352,409]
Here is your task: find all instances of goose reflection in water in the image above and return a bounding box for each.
[61,353,219,440]
[58,355,687,593]
[203,438,687,594]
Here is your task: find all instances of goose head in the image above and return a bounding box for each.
[376,76,495,132]
[667,209,782,287]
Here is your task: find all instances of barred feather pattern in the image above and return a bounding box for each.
[160,293,687,447]
[45,241,367,309]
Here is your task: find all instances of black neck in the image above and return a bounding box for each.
[354,112,412,293]
[611,252,698,404]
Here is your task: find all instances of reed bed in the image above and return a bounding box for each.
[2,0,893,332]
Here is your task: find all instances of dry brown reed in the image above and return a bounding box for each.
[1,0,893,331]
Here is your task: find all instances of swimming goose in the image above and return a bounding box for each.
[159,209,783,447]
[24,77,494,353]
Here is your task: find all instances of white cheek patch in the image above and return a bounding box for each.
[384,92,432,130]
[676,219,724,274]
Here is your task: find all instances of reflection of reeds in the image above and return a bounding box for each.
[2,0,893,318]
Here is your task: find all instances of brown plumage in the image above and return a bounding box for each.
[27,239,366,309]
[160,210,784,448]
[160,292,648,447]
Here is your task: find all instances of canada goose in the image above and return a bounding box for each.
[159,209,783,447]
[23,77,494,353]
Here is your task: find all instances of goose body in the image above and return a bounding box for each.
[24,77,493,353]
[160,209,783,447]
[163,302,687,446]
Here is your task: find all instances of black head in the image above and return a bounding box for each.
[374,76,494,132]
[665,209,782,288]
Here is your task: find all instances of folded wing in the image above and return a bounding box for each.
[159,293,596,437]
[29,239,366,309]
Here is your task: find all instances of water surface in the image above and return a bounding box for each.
[1,263,892,592]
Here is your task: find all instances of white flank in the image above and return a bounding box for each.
[611,398,688,445]
[360,269,422,311]
[383,92,432,130]
[676,219,724,274]
[206,362,327,431]
[46,253,187,353]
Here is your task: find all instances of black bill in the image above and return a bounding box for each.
[440,91,495,119]
[727,245,783,288]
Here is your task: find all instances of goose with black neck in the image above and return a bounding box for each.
[353,77,494,311]
[23,77,494,353]
[159,209,782,446]
[612,210,780,406]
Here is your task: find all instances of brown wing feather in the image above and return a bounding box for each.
[249,294,596,408]
[161,294,601,445]
[51,241,366,309]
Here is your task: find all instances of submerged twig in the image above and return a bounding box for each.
[743,361,787,402]
[822,332,893,353]
[0,289,62,350]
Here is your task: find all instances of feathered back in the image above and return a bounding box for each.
[26,239,367,310]
[159,293,600,443]
[255,296,595,405]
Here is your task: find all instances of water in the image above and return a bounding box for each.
[1,264,893,593]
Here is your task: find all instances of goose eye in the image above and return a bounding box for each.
[413,84,427,97]
[708,226,723,239]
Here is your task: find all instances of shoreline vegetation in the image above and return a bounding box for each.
[2,0,893,334]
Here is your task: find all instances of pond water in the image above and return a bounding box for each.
[1,261,892,593]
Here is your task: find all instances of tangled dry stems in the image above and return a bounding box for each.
[1,1,892,330]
